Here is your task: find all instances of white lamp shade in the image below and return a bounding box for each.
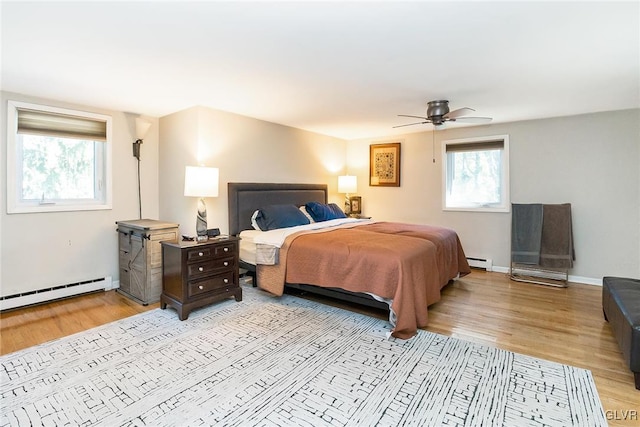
[135,117,152,140]
[184,166,219,197]
[338,175,357,194]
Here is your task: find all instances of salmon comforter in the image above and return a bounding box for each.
[257,222,470,339]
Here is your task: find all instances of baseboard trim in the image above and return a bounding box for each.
[566,275,602,286]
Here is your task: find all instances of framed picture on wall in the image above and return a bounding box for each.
[370,142,401,187]
[349,196,362,214]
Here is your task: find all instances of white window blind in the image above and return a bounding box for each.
[17,108,107,141]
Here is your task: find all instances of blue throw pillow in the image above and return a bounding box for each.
[304,202,347,222]
[254,204,310,231]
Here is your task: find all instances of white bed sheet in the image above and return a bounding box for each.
[250,217,367,248]
[239,229,259,265]
[239,229,284,265]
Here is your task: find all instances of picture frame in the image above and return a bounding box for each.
[370,142,401,186]
[349,196,362,215]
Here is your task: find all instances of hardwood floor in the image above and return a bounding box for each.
[0,290,158,354]
[1,271,638,426]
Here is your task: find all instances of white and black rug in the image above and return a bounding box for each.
[1,286,606,426]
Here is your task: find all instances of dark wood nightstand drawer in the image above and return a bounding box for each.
[187,256,235,278]
[214,243,236,257]
[188,272,235,298]
[186,247,214,262]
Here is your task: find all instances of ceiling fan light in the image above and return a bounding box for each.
[427,100,450,118]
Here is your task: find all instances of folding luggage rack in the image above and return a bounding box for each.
[509,262,569,288]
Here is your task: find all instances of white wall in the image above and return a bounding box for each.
[348,109,640,283]
[159,106,347,236]
[0,91,160,296]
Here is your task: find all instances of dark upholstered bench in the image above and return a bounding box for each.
[602,276,640,390]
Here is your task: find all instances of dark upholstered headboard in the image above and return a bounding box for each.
[228,182,328,236]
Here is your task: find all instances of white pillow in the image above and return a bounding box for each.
[251,210,262,230]
[299,205,315,223]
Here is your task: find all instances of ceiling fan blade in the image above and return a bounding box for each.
[398,114,429,120]
[444,107,475,119]
[393,121,429,128]
[451,116,493,123]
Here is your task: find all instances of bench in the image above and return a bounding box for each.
[602,276,640,390]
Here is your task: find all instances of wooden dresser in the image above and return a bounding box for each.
[116,219,179,305]
[160,236,242,320]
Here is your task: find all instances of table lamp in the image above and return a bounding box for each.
[338,175,357,214]
[184,166,219,241]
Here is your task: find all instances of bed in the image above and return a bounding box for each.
[228,182,470,339]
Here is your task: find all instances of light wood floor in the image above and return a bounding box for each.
[1,271,638,425]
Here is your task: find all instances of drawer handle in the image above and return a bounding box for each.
[223,278,229,284]
[198,267,204,272]
[198,285,204,290]
[223,261,229,267]
[223,247,229,252]
[198,252,204,257]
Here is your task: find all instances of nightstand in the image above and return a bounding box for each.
[116,219,179,305]
[160,236,242,320]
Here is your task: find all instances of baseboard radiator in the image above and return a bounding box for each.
[467,257,493,271]
[0,277,111,311]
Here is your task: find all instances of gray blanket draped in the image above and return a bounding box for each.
[511,203,543,264]
[540,203,574,269]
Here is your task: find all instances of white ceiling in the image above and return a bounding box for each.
[2,1,638,140]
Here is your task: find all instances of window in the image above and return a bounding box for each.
[442,135,510,212]
[7,101,112,213]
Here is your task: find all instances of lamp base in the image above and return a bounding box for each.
[196,198,208,240]
[344,193,351,215]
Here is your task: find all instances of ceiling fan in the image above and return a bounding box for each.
[394,100,492,128]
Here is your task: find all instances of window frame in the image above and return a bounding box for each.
[441,134,510,213]
[6,100,112,214]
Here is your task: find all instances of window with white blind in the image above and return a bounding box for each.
[442,135,510,212]
[6,100,112,213]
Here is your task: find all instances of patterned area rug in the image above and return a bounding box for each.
[1,286,606,426]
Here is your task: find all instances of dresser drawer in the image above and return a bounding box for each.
[187,256,235,278]
[214,242,236,257]
[188,272,235,298]
[186,247,214,262]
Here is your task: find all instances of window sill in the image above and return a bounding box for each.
[7,203,112,214]
[443,206,510,213]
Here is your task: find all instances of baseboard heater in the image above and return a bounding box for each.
[467,257,493,271]
[0,277,111,311]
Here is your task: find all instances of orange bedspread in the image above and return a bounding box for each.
[358,222,470,286]
[257,222,470,339]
